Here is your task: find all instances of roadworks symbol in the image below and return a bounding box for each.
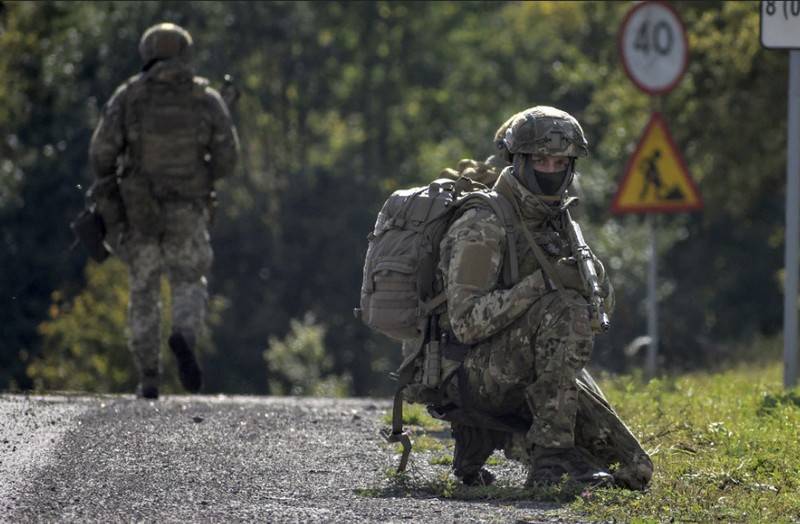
[611,112,702,214]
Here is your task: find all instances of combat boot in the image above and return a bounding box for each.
[136,369,160,400]
[460,468,496,486]
[168,331,203,393]
[452,423,505,486]
[526,446,614,487]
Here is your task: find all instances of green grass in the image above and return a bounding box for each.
[382,402,447,431]
[429,454,453,466]
[575,360,800,522]
[372,354,800,522]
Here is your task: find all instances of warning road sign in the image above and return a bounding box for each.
[611,112,702,214]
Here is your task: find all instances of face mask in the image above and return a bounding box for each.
[513,154,573,195]
[532,169,568,195]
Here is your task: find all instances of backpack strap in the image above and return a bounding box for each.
[506,193,571,299]
[382,386,413,473]
[487,192,520,286]
[459,192,520,287]
[382,329,427,473]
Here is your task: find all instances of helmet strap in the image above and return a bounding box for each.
[142,58,160,72]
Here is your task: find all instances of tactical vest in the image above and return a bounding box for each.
[122,70,213,201]
[115,69,213,233]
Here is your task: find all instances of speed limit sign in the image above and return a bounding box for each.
[619,1,688,95]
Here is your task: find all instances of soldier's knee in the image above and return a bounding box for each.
[165,241,212,282]
[534,296,594,369]
[539,295,592,340]
[129,265,161,295]
[125,240,161,294]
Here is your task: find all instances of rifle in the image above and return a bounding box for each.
[205,74,240,224]
[70,205,110,263]
[220,74,239,110]
[564,208,610,333]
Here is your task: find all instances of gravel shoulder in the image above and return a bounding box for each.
[0,394,578,523]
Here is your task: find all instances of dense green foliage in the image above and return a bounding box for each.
[371,350,800,521]
[0,1,792,395]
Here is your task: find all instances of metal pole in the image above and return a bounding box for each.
[646,214,658,380]
[784,50,800,389]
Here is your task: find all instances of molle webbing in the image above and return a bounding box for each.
[124,74,211,200]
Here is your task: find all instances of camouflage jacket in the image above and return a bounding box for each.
[439,168,613,345]
[88,60,239,230]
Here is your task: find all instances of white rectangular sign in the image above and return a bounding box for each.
[761,1,800,49]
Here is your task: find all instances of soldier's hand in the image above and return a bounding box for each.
[554,257,585,293]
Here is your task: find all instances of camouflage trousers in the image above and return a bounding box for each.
[117,201,212,380]
[444,289,653,488]
[446,289,594,448]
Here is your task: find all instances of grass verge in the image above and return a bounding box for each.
[368,355,800,522]
[575,360,799,522]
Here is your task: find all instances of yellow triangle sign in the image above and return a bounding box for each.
[611,112,702,214]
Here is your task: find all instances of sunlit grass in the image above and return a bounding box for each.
[381,401,447,431]
[371,356,800,522]
[575,360,800,521]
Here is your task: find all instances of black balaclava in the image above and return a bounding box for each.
[513,154,575,196]
[533,168,568,195]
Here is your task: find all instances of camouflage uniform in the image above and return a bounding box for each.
[433,107,652,489]
[89,23,239,396]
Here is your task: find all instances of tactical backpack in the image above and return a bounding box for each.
[357,177,519,342]
[122,66,214,195]
[114,65,215,233]
[356,176,522,471]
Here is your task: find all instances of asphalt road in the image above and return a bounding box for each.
[0,394,570,523]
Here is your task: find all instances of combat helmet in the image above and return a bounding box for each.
[495,106,588,162]
[139,23,194,67]
[495,106,588,197]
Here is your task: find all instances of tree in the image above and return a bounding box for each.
[1,1,792,395]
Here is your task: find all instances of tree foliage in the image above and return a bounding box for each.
[0,1,791,394]
[264,313,351,397]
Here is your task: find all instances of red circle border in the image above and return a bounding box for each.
[617,0,689,96]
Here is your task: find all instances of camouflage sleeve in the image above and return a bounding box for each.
[89,83,126,182]
[204,86,240,182]
[88,82,128,229]
[441,208,549,345]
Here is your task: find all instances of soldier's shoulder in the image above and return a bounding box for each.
[192,76,219,97]
[447,206,503,237]
[193,77,226,105]
[108,74,143,101]
[101,74,143,118]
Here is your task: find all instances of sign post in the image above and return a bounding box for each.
[617,1,696,379]
[785,52,799,389]
[760,1,800,389]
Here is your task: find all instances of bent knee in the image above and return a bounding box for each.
[538,292,593,340]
